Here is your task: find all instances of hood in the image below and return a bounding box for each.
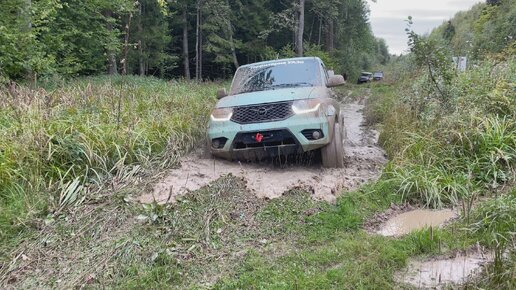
[216,86,326,108]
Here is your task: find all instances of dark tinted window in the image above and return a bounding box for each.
[230,59,322,95]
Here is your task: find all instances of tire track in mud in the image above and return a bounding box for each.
[139,101,387,204]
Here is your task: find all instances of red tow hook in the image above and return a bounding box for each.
[255,133,264,143]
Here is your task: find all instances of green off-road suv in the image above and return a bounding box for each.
[207,57,346,168]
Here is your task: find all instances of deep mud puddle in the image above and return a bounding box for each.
[398,248,493,288]
[376,209,457,237]
[139,102,387,203]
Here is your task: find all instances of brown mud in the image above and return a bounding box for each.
[397,247,494,288]
[138,102,387,204]
[376,209,457,237]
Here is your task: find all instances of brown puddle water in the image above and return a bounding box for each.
[377,209,457,237]
[398,250,493,288]
[138,102,387,204]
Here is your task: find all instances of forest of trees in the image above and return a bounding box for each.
[429,0,515,59]
[0,0,389,83]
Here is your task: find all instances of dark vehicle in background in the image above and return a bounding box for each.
[357,72,372,84]
[373,71,384,81]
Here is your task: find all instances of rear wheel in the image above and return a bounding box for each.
[321,121,345,168]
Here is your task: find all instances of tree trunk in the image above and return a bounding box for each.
[195,3,200,81]
[296,0,305,56]
[308,12,315,43]
[108,53,118,75]
[318,17,322,46]
[105,10,118,74]
[121,13,133,75]
[227,19,239,69]
[182,8,191,80]
[195,1,205,81]
[199,7,203,81]
[26,0,35,85]
[26,0,32,29]
[138,2,144,76]
[138,43,144,75]
[325,19,334,53]
[293,5,298,49]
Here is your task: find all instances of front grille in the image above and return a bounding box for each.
[231,101,293,124]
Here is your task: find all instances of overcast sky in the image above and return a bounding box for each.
[369,0,481,55]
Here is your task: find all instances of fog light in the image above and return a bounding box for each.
[312,130,321,140]
[212,139,220,148]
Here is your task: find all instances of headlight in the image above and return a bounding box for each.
[292,99,321,114]
[210,107,233,121]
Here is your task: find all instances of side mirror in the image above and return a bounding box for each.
[327,75,345,87]
[216,88,228,99]
[327,70,335,77]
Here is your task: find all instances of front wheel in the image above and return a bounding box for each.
[321,122,345,168]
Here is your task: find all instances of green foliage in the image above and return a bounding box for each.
[304,43,338,69]
[0,0,139,79]
[406,16,455,106]
[0,0,60,80]
[1,0,386,81]
[472,0,516,58]
[202,0,240,67]
[329,0,382,79]
[129,0,172,76]
[431,0,515,59]
[374,38,391,65]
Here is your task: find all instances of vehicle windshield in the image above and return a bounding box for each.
[230,59,322,95]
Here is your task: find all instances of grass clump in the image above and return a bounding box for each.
[470,190,516,274]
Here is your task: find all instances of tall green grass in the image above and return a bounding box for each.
[0,76,218,243]
[370,57,516,209]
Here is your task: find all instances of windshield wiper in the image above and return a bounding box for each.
[238,82,312,94]
[240,86,273,94]
[270,82,313,89]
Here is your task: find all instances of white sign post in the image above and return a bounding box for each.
[452,56,467,72]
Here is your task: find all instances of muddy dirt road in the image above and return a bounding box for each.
[139,102,386,204]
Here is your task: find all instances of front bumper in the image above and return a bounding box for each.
[208,113,331,160]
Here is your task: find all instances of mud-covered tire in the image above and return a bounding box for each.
[321,122,345,168]
[199,137,213,159]
[339,114,347,141]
